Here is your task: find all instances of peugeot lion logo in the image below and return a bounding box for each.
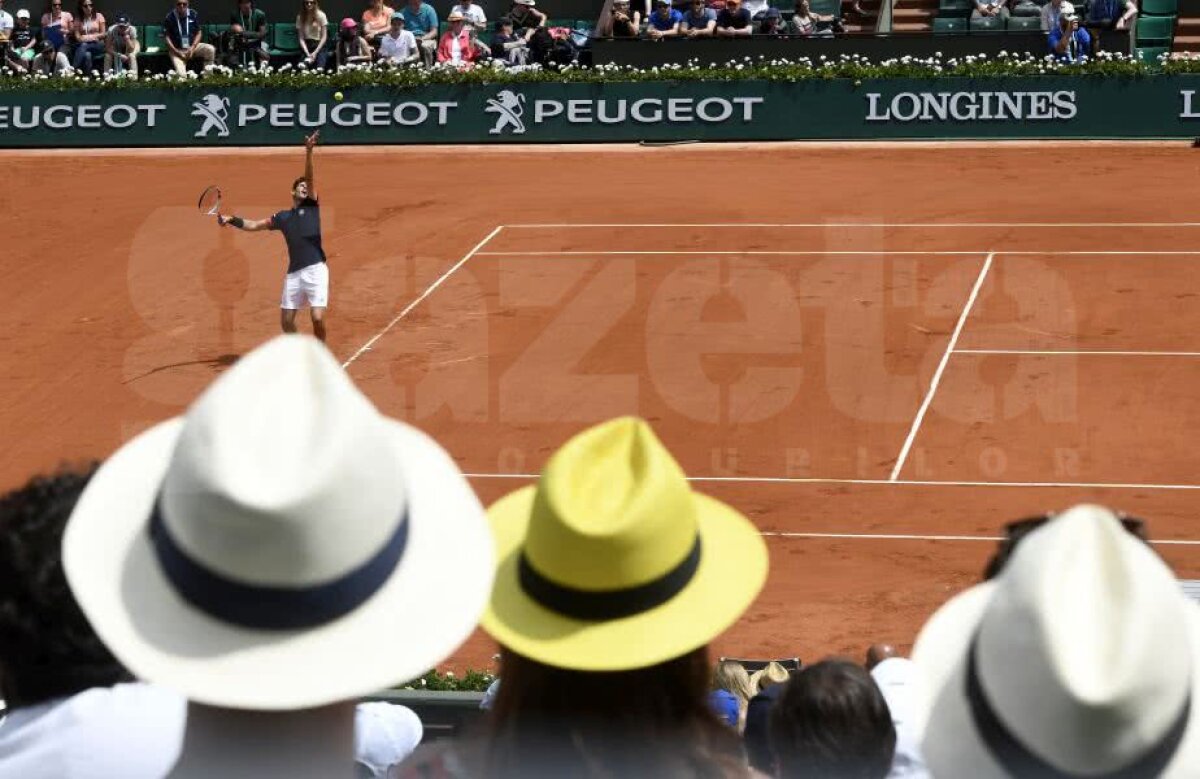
[485,90,526,135]
[192,94,231,138]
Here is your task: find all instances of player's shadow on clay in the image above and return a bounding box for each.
[124,354,241,384]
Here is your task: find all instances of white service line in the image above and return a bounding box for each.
[476,250,1200,257]
[463,473,1200,490]
[957,349,1200,357]
[759,531,1200,545]
[341,225,504,369]
[504,222,1200,229]
[889,252,995,482]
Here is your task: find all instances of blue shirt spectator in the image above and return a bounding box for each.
[707,689,739,728]
[162,1,200,49]
[400,0,436,37]
[682,0,716,35]
[1048,18,1089,62]
[647,3,682,30]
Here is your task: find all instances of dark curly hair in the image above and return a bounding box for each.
[0,464,132,708]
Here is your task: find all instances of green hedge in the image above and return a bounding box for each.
[4,50,1200,93]
[397,668,497,692]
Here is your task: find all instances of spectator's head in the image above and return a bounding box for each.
[340,16,358,38]
[769,660,896,779]
[237,0,252,12]
[752,660,791,694]
[795,0,810,13]
[0,464,133,709]
[479,417,769,775]
[16,8,30,24]
[865,644,897,670]
[612,0,629,14]
[173,0,188,17]
[759,7,781,29]
[495,15,512,32]
[113,10,129,26]
[714,659,754,699]
[61,335,495,712]
[38,39,54,56]
[76,0,93,17]
[913,504,1200,778]
[447,9,464,27]
[389,10,403,29]
[512,0,535,7]
[300,0,319,19]
[653,0,669,16]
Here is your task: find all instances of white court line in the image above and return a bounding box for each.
[890,252,995,482]
[504,222,1200,229]
[341,226,504,368]
[476,250,1200,257]
[760,531,1200,545]
[463,473,1200,490]
[957,349,1200,357]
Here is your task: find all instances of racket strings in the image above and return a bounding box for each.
[198,186,222,216]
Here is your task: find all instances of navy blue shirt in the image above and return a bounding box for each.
[163,8,201,48]
[270,197,326,274]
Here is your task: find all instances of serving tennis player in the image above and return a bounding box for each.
[217,131,329,342]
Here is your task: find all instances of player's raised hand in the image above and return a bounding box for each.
[304,131,320,150]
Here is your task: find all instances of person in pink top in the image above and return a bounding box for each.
[360,0,392,46]
[435,10,474,65]
[70,0,104,73]
[40,0,73,52]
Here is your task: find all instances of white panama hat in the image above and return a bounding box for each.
[63,335,494,711]
[912,505,1200,777]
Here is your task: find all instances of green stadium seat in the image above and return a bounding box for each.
[1141,0,1178,15]
[1135,14,1175,43]
[142,24,167,55]
[205,23,231,42]
[938,0,973,16]
[969,14,1003,30]
[1136,45,1170,62]
[270,22,301,55]
[933,15,968,32]
[1006,14,1042,29]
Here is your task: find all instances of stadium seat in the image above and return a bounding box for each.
[809,0,842,19]
[933,15,968,32]
[969,14,1004,30]
[142,24,167,55]
[938,0,973,17]
[270,22,301,56]
[1135,14,1175,44]
[205,23,231,42]
[1141,0,1178,15]
[720,657,803,673]
[1006,14,1042,29]
[1136,45,1170,62]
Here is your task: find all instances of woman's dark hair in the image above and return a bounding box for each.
[0,464,133,708]
[768,659,896,779]
[485,646,751,778]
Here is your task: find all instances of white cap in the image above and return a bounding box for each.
[16,8,30,18]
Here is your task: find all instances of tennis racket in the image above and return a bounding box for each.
[197,185,222,218]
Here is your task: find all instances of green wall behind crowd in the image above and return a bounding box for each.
[3,76,1200,146]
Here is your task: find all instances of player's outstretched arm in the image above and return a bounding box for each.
[304,131,319,199]
[217,214,272,231]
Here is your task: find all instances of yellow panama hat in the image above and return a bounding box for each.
[481,417,768,671]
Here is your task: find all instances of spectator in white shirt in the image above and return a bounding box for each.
[1041,0,1072,30]
[378,10,417,63]
[866,645,930,779]
[31,39,71,73]
[0,0,14,40]
[450,0,486,33]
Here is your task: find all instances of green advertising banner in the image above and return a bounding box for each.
[4,76,1200,146]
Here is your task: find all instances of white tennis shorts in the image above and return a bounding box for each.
[281,262,329,310]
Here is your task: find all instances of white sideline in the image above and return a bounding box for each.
[463,473,1200,490]
[341,225,504,368]
[760,531,1200,546]
[889,252,994,482]
[504,222,1200,229]
[476,250,1200,256]
[956,349,1200,357]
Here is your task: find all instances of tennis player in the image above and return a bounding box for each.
[217,131,329,342]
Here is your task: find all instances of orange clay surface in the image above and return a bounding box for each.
[2,142,1200,673]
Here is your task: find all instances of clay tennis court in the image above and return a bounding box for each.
[4,142,1200,671]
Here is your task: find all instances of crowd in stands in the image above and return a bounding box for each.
[1,331,1198,777]
[0,0,581,77]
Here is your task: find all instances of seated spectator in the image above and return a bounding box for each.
[715,0,752,36]
[743,0,768,19]
[70,0,103,73]
[163,0,214,75]
[971,0,1007,23]
[378,10,417,63]
[0,464,183,778]
[756,6,783,34]
[4,9,38,73]
[507,0,544,32]
[787,0,835,35]
[40,0,72,53]
[750,660,791,694]
[1040,0,1071,31]
[490,16,527,64]
[770,660,897,779]
[360,0,392,46]
[399,417,769,778]
[103,10,137,76]
[400,0,437,66]
[335,17,372,66]
[912,505,1200,778]
[436,10,476,64]
[30,38,70,72]
[1086,0,1136,38]
[1049,9,1089,62]
[645,0,681,38]
[866,645,929,779]
[62,336,494,777]
[713,658,756,732]
[610,0,639,36]
[296,0,329,69]
[743,676,787,774]
[228,0,269,68]
[682,0,716,36]
[0,0,12,39]
[451,0,487,35]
